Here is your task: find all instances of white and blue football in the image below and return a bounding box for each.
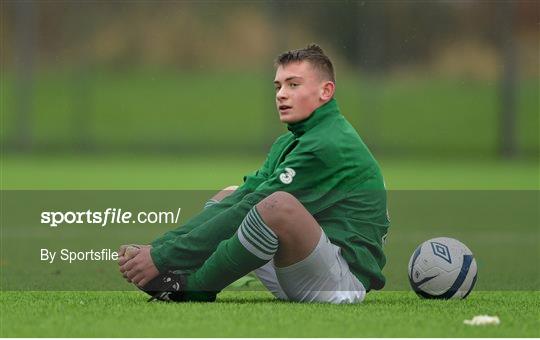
[408,237,477,299]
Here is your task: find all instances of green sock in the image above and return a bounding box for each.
[185,207,278,296]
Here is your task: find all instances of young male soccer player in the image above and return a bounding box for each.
[119,44,389,303]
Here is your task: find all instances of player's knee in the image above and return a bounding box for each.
[257,191,300,226]
[222,185,239,192]
[211,185,239,203]
[260,191,299,214]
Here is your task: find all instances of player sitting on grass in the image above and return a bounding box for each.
[119,44,389,303]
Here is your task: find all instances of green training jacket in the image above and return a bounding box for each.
[151,98,389,291]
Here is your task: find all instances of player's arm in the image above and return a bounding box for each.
[149,134,288,248]
[124,185,239,262]
[149,186,246,248]
[150,145,342,273]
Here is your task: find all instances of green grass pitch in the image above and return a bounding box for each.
[1,291,538,337]
[1,155,538,337]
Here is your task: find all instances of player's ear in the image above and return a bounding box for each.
[320,81,335,101]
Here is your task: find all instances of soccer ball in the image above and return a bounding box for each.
[408,237,477,299]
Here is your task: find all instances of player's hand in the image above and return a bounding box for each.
[121,246,159,287]
[118,244,128,257]
[118,244,145,265]
[118,244,133,261]
[118,245,149,281]
[119,245,138,282]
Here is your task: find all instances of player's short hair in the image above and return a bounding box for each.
[275,44,335,83]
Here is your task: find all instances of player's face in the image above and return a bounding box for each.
[274,61,329,124]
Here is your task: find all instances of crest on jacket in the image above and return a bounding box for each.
[279,167,296,184]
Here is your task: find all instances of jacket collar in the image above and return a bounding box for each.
[287,98,340,137]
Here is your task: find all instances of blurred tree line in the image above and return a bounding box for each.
[1,1,538,158]
[3,1,538,73]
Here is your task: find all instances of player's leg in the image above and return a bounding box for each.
[255,232,366,304]
[212,186,293,298]
[274,232,366,304]
[210,188,293,300]
[183,191,323,299]
[256,191,322,267]
[253,260,288,300]
[254,192,365,303]
[119,185,238,277]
